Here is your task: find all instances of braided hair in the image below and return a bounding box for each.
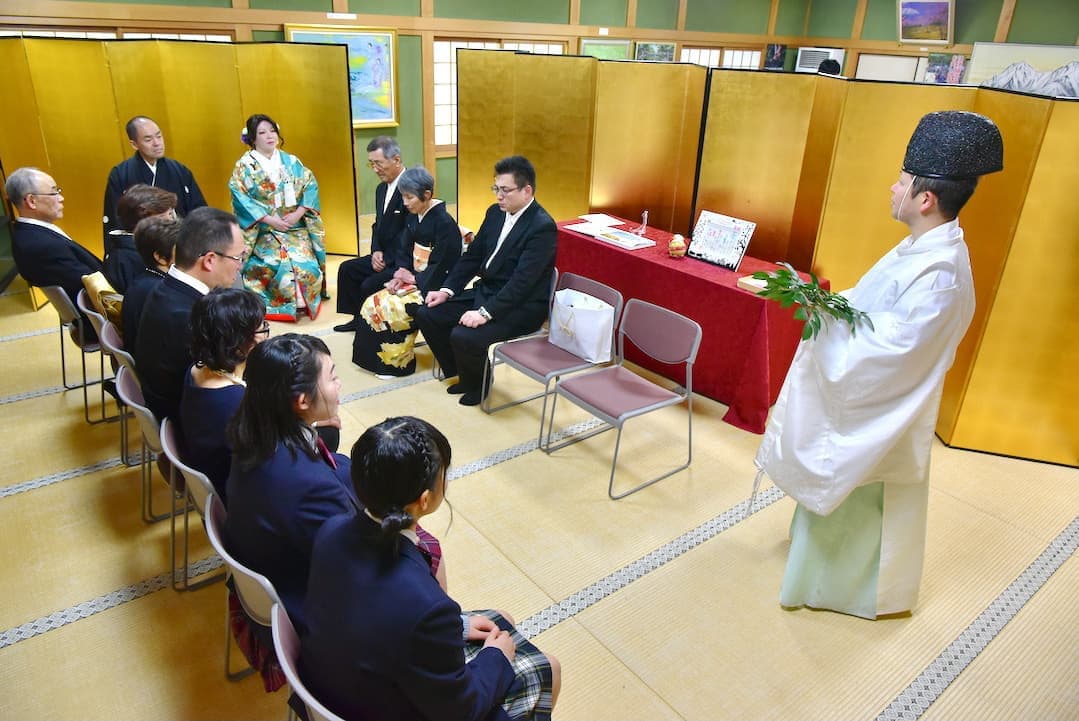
[350,417,451,549]
[227,333,330,471]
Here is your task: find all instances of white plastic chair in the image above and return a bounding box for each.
[271,603,348,721]
[113,366,179,523]
[40,285,108,424]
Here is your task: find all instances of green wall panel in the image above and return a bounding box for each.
[436,156,458,205]
[581,0,628,27]
[354,34,423,216]
[350,0,421,14]
[860,0,895,41]
[636,0,679,30]
[775,0,810,36]
[1008,0,1079,45]
[955,0,1003,44]
[252,30,285,42]
[805,0,857,38]
[433,0,569,24]
[685,0,770,33]
[249,0,331,10]
[68,0,228,5]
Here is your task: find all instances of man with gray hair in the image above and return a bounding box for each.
[334,135,409,332]
[8,167,103,340]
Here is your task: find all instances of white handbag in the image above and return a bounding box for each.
[548,288,615,364]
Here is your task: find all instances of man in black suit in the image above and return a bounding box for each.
[7,167,103,341]
[416,155,557,406]
[103,116,206,245]
[134,206,245,421]
[333,135,409,332]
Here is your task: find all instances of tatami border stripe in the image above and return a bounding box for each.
[0,457,126,499]
[0,326,58,343]
[876,515,1079,721]
[516,486,787,638]
[0,556,224,649]
[0,385,66,405]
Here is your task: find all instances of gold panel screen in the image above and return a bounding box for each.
[457,50,595,231]
[590,61,705,234]
[697,70,818,264]
[813,82,974,289]
[948,100,1079,466]
[1,38,357,261]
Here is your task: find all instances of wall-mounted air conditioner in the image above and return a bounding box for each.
[794,47,846,74]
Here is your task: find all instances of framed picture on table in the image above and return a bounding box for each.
[285,24,398,128]
[898,0,954,45]
[689,210,757,271]
[579,38,633,61]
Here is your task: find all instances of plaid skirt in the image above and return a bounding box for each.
[463,610,554,721]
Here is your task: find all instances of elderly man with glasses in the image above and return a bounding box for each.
[135,206,247,421]
[333,135,410,333]
[416,155,557,406]
[7,167,103,341]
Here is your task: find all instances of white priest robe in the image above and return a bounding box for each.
[755,219,974,618]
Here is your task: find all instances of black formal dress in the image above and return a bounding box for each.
[336,182,408,316]
[102,232,144,293]
[415,200,557,396]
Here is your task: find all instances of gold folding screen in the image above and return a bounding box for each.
[0,38,357,259]
[590,61,705,234]
[457,50,595,232]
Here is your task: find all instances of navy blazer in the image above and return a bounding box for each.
[103,153,206,242]
[134,274,202,420]
[372,182,408,267]
[11,221,102,309]
[441,201,557,320]
[303,513,515,721]
[119,268,164,349]
[226,442,354,632]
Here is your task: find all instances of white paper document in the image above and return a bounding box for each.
[577,213,625,227]
[566,222,656,250]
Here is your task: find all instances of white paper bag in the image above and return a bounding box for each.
[548,288,615,363]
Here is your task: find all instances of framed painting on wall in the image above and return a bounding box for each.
[898,0,954,45]
[579,39,632,61]
[635,42,676,62]
[285,24,398,128]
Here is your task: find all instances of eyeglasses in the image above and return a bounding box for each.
[367,158,394,169]
[201,250,246,264]
[30,187,62,197]
[491,185,520,196]
[255,322,271,337]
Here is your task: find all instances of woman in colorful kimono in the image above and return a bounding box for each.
[229,114,326,322]
[352,166,462,377]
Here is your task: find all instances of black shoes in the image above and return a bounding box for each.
[459,390,483,406]
[446,382,467,395]
[334,318,359,332]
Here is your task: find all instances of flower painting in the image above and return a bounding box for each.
[286,25,398,128]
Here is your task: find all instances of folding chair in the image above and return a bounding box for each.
[542,298,702,499]
[482,272,623,444]
[97,321,140,466]
[113,366,181,523]
[160,417,226,591]
[271,604,348,721]
[40,285,108,424]
[204,494,283,682]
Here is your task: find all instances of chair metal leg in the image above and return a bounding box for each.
[540,390,614,454]
[171,477,223,591]
[141,442,183,524]
[608,399,693,500]
[224,593,256,681]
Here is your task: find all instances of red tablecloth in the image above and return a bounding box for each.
[555,220,822,434]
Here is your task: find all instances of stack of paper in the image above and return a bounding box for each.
[564,218,656,250]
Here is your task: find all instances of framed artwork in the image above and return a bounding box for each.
[579,38,632,61]
[285,24,398,128]
[923,52,967,84]
[635,42,676,62]
[689,210,757,271]
[898,0,954,45]
[765,43,787,70]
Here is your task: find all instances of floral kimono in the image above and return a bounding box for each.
[229,148,325,321]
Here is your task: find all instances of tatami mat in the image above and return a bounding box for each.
[0,254,1075,719]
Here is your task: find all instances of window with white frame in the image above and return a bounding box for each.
[0,27,232,41]
[433,39,564,147]
[681,46,762,70]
